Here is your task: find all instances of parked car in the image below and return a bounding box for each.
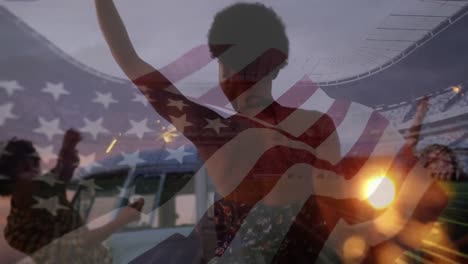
[70,147,215,264]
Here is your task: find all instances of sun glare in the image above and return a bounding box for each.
[363,176,396,209]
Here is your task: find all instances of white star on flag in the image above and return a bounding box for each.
[35,144,57,164]
[42,82,69,101]
[34,117,64,141]
[92,91,118,109]
[204,118,228,134]
[80,117,110,140]
[125,118,153,139]
[79,153,102,174]
[32,196,68,216]
[132,93,149,107]
[79,178,103,191]
[0,102,17,126]
[167,99,188,111]
[138,85,152,95]
[165,145,192,164]
[137,86,158,103]
[169,114,193,133]
[33,173,62,186]
[118,151,146,168]
[0,80,24,96]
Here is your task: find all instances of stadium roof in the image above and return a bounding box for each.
[323,3,468,106]
[311,0,468,83]
[3,1,467,87]
[1,1,467,108]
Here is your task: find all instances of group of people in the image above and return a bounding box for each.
[0,1,465,263]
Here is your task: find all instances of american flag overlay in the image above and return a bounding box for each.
[123,43,441,262]
[1,3,467,264]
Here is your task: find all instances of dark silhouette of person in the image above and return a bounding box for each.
[95,2,342,263]
[401,97,467,263]
[95,2,448,263]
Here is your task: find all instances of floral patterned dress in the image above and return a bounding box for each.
[211,197,339,264]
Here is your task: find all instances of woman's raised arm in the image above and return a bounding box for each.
[95,0,155,80]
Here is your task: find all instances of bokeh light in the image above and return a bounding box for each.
[343,235,367,263]
[161,126,179,143]
[363,176,396,209]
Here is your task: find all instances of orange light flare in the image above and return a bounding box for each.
[395,219,436,250]
[160,126,179,143]
[343,235,368,263]
[373,242,405,264]
[452,85,461,94]
[361,175,396,209]
[105,138,118,154]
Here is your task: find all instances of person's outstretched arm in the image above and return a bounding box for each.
[95,0,223,142]
[95,0,155,80]
[80,198,144,245]
[406,96,429,151]
[51,129,81,182]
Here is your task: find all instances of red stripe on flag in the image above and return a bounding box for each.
[159,45,213,83]
[276,76,318,108]
[198,85,230,107]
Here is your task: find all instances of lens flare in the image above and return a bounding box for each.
[343,235,367,262]
[363,176,395,209]
[160,126,179,143]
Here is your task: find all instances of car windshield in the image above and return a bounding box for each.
[72,167,199,231]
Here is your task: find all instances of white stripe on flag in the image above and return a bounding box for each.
[172,61,219,98]
[299,87,335,113]
[336,103,373,157]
